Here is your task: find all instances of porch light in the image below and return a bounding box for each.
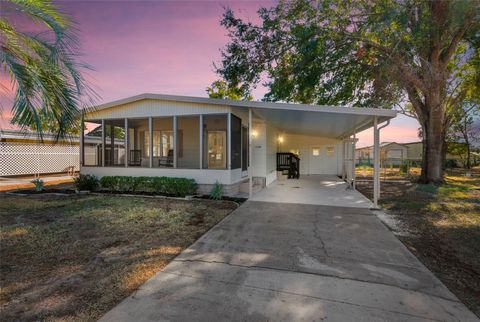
[278,136,284,143]
[252,130,258,138]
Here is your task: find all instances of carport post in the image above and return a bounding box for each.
[352,130,356,190]
[342,139,346,180]
[101,119,105,167]
[248,108,253,198]
[124,118,128,167]
[148,117,153,168]
[373,117,379,208]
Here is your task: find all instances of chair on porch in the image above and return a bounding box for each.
[158,149,174,167]
[128,150,142,166]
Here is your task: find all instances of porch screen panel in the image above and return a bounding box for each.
[126,118,149,167]
[231,114,241,169]
[203,114,227,169]
[153,117,173,168]
[104,119,126,166]
[177,116,200,169]
[242,126,248,171]
[83,120,102,166]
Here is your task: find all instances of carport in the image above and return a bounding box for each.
[250,174,373,208]
[242,102,397,208]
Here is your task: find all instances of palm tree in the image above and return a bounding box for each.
[0,0,94,140]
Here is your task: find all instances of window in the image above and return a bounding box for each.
[312,148,320,156]
[149,130,173,157]
[326,146,335,157]
[143,131,149,157]
[203,114,228,169]
[207,131,226,168]
[161,131,173,157]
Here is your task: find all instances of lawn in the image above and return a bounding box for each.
[356,167,480,317]
[0,194,238,321]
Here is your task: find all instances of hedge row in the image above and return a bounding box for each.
[98,176,198,197]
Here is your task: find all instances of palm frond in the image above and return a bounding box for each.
[0,0,97,142]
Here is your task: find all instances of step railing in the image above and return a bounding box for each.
[276,152,300,179]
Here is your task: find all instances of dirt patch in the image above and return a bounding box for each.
[357,168,480,318]
[0,194,238,321]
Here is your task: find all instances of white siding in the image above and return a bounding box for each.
[277,133,342,176]
[86,99,230,120]
[81,166,240,185]
[251,121,267,178]
[265,122,279,184]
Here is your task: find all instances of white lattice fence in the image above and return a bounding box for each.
[0,142,79,176]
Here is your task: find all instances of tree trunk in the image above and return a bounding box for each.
[419,98,446,183]
[463,127,471,169]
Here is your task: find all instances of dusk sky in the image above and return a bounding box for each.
[0,0,421,147]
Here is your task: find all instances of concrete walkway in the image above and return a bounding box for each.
[251,175,373,208]
[0,174,75,191]
[100,201,478,321]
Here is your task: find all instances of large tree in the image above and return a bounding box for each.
[216,0,479,183]
[0,0,94,140]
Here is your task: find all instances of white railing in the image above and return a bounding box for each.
[0,142,79,176]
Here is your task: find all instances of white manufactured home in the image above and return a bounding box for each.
[80,93,396,206]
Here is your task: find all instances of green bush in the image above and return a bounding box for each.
[209,181,224,200]
[74,174,99,191]
[416,183,439,194]
[31,178,44,192]
[99,176,197,197]
[399,162,410,174]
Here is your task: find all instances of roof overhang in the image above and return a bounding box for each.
[88,93,396,139]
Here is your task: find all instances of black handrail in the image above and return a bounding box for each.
[276,152,300,179]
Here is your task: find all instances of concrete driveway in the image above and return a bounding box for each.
[100,201,478,321]
[250,175,373,208]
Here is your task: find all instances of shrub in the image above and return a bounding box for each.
[416,183,438,194]
[31,178,44,192]
[74,174,99,191]
[399,162,410,174]
[209,181,224,200]
[99,176,197,197]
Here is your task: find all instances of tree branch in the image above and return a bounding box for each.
[440,15,475,66]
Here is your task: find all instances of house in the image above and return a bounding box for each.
[356,142,408,166]
[80,93,396,205]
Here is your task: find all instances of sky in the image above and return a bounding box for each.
[0,0,420,147]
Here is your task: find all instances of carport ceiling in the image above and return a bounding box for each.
[252,106,396,139]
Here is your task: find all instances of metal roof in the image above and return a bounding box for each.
[87,93,397,139]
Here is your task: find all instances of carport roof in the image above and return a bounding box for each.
[91,93,396,139]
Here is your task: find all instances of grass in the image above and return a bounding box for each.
[356,167,480,317]
[0,194,238,321]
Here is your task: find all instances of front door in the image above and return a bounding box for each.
[309,146,323,174]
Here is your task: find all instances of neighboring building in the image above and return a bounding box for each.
[80,93,396,196]
[356,142,407,166]
[403,141,423,163]
[0,129,120,176]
